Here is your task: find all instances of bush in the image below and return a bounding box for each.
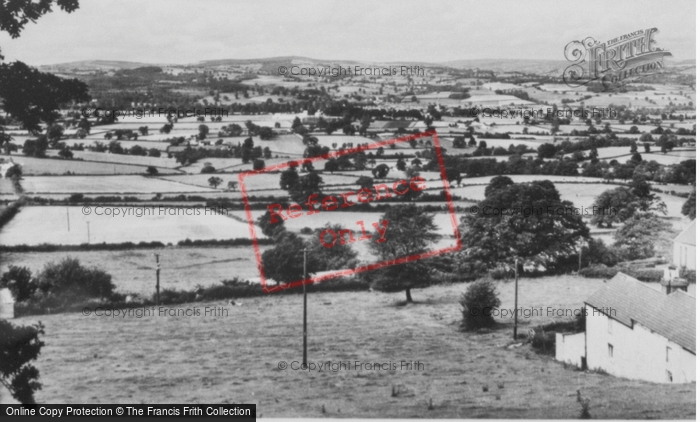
[0,266,36,302]
[36,258,116,301]
[531,329,556,355]
[460,280,501,331]
[579,264,664,282]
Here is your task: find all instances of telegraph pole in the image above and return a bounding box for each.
[154,253,161,306]
[513,257,519,341]
[302,248,308,367]
[66,207,70,232]
[578,239,584,273]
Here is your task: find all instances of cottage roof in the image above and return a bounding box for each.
[585,273,695,353]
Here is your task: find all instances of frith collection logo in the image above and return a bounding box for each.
[563,28,672,89]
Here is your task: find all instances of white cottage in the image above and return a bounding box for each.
[556,273,695,383]
[673,220,695,270]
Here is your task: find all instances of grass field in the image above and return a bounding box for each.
[5,275,695,418]
[19,175,214,194]
[0,206,264,246]
[5,155,176,176]
[1,246,269,295]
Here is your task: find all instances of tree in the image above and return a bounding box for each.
[460,280,501,331]
[57,147,72,159]
[0,61,89,132]
[146,166,158,176]
[368,204,440,302]
[484,175,513,198]
[590,187,639,227]
[629,174,666,213]
[643,143,651,153]
[396,158,406,171]
[537,143,557,159]
[208,176,223,188]
[36,258,115,300]
[201,164,216,173]
[0,266,36,302]
[681,190,696,220]
[5,164,22,180]
[462,181,589,271]
[227,181,237,191]
[453,136,467,148]
[253,159,265,170]
[261,232,309,284]
[308,224,359,271]
[324,159,339,173]
[279,165,300,190]
[256,209,286,238]
[371,163,390,178]
[22,136,48,157]
[613,213,672,260]
[289,171,323,204]
[0,320,45,404]
[356,176,374,190]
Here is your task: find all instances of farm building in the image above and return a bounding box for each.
[556,272,695,384]
[673,220,696,270]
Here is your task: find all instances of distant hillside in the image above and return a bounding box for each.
[441,59,569,75]
[39,60,156,71]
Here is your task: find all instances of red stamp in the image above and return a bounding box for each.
[239,130,462,293]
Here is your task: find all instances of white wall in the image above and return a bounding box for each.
[674,242,696,270]
[586,304,695,383]
[556,332,586,367]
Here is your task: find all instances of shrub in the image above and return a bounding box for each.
[0,266,36,302]
[460,280,501,331]
[36,258,116,301]
[531,329,556,355]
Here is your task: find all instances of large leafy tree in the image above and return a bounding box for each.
[368,204,440,303]
[590,187,640,228]
[0,320,45,404]
[462,180,589,271]
[0,61,90,132]
[613,213,673,260]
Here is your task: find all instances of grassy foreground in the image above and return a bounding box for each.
[3,275,695,418]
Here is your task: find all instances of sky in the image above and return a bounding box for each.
[0,0,695,66]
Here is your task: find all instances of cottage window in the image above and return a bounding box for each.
[608,343,613,358]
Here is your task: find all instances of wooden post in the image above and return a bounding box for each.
[155,253,161,306]
[66,207,70,232]
[578,239,584,273]
[513,257,519,341]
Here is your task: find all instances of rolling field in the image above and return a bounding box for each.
[0,206,264,246]
[1,246,269,295]
[19,175,214,194]
[6,275,695,418]
[4,155,174,176]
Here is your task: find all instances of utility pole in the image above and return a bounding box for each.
[302,248,308,367]
[86,221,90,244]
[154,253,161,306]
[66,207,70,232]
[578,239,584,273]
[513,257,519,341]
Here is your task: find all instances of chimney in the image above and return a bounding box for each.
[661,266,689,294]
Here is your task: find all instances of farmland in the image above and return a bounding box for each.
[1,246,267,295]
[6,275,695,418]
[19,175,213,195]
[0,206,264,246]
